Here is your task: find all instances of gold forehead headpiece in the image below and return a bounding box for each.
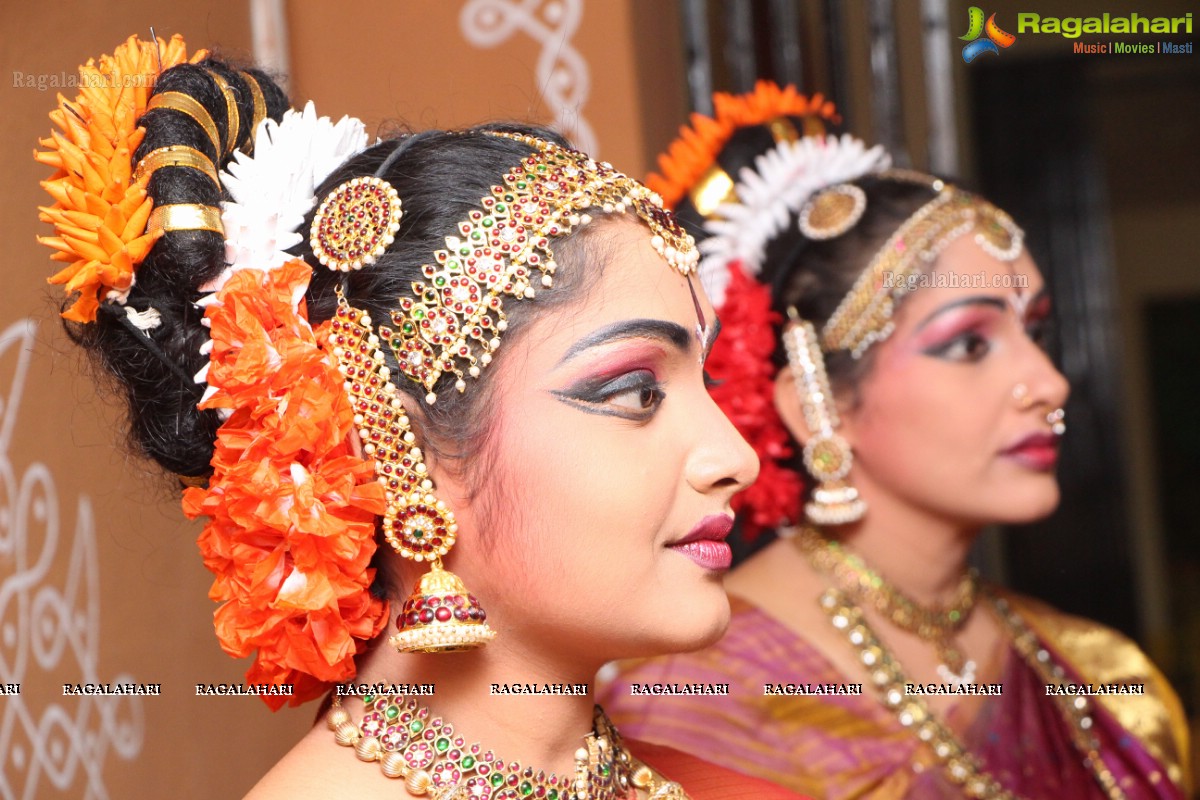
[313,131,698,404]
[819,170,1024,358]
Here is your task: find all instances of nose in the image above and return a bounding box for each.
[1020,336,1070,411]
[685,391,761,499]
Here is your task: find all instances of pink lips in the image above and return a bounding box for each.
[667,515,734,571]
[1001,431,1060,471]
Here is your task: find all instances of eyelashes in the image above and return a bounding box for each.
[551,369,666,420]
[923,330,992,362]
[922,317,1053,363]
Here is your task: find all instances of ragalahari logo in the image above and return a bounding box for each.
[960,7,1017,62]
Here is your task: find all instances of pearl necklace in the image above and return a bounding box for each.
[327,694,687,799]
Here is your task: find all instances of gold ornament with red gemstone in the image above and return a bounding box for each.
[329,295,495,653]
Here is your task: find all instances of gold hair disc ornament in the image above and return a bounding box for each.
[798,183,867,241]
[311,176,403,271]
[381,131,698,405]
[784,310,866,525]
[330,295,495,653]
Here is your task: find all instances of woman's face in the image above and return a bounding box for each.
[827,235,1070,528]
[437,218,759,667]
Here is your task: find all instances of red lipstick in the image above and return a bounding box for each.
[667,515,734,571]
[1000,432,1059,471]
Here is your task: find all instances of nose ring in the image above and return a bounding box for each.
[1046,408,1066,435]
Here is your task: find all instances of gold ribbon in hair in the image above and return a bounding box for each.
[132,145,219,186]
[204,70,240,157]
[146,204,224,236]
[239,72,268,154]
[688,114,826,220]
[145,92,222,157]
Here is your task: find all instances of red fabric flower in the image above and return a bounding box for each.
[707,262,803,539]
[183,260,388,709]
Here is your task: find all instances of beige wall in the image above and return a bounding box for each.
[0,1,686,796]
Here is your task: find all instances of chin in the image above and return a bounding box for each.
[664,582,732,652]
[621,582,731,658]
[993,482,1062,524]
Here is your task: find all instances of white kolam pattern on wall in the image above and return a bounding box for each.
[460,0,597,155]
[0,319,143,800]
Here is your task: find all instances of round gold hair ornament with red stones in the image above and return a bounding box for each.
[310,176,402,271]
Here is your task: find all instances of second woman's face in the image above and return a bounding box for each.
[837,235,1070,528]
[440,218,759,668]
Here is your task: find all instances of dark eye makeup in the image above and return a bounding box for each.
[551,369,666,421]
[922,329,992,362]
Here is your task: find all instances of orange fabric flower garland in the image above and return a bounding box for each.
[182,259,389,709]
[34,34,203,322]
[647,81,838,209]
[36,35,390,709]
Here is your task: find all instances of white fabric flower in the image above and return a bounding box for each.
[214,101,369,291]
[699,134,891,306]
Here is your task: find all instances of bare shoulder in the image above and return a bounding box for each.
[243,726,383,800]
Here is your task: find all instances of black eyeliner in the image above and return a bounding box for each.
[550,371,662,420]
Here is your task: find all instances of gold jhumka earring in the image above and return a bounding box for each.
[312,173,495,653]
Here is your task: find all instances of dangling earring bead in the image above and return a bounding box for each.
[331,292,495,653]
[784,309,866,525]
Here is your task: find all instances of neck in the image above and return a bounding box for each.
[827,489,978,606]
[349,633,600,777]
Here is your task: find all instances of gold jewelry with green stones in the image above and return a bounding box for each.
[327,694,687,799]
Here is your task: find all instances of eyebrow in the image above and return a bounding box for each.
[556,319,693,366]
[913,291,1046,332]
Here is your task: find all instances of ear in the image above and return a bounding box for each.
[773,366,812,446]
[772,365,861,450]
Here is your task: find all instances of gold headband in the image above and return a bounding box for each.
[329,132,698,403]
[820,175,1023,358]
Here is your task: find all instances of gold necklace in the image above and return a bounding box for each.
[815,587,1126,800]
[327,694,687,800]
[795,527,979,680]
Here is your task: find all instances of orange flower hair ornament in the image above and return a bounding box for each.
[183,261,388,709]
[35,36,389,708]
[34,34,204,322]
[647,80,839,209]
[183,83,387,703]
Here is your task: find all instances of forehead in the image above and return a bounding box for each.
[554,218,707,331]
[895,236,1044,318]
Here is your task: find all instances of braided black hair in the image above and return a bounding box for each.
[65,55,598,488]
